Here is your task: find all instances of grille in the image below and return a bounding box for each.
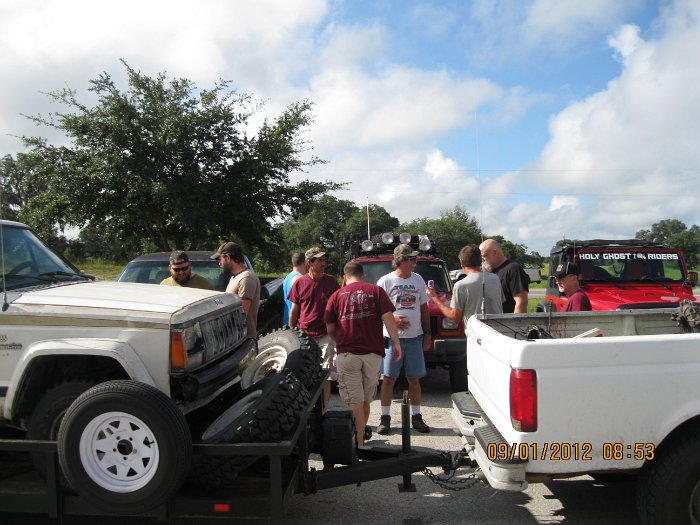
[200,309,248,361]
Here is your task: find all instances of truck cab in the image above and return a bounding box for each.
[540,239,697,311]
[348,233,467,391]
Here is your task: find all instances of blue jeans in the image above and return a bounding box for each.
[382,335,426,379]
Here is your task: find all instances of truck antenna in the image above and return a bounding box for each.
[0,183,7,311]
[366,196,371,239]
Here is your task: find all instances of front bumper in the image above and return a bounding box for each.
[429,337,467,363]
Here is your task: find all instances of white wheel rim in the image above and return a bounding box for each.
[79,411,160,493]
[240,345,288,388]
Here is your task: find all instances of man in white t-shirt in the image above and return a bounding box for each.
[375,244,431,434]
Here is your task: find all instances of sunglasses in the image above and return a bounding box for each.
[172,266,190,273]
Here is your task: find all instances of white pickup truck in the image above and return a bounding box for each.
[453,305,700,525]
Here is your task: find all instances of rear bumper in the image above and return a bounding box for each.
[452,391,528,492]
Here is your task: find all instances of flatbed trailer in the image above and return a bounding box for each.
[0,376,475,523]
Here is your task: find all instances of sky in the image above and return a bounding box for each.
[1,0,699,255]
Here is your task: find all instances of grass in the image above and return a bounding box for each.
[75,260,125,281]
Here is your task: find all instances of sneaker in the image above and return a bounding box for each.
[377,415,391,435]
[363,426,373,441]
[411,414,430,433]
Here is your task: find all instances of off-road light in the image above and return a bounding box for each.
[381,232,394,244]
[399,232,412,244]
[418,235,431,251]
[361,240,373,251]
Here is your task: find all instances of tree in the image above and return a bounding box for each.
[277,197,399,275]
[636,219,700,269]
[19,60,339,256]
[401,206,482,269]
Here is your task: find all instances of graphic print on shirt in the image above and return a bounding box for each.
[388,284,419,311]
[340,289,376,321]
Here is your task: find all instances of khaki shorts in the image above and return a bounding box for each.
[314,334,337,381]
[336,352,382,405]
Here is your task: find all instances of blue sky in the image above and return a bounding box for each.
[1,0,699,255]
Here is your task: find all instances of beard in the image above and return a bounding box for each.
[482,262,493,273]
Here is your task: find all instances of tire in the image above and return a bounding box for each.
[27,380,94,478]
[57,380,192,515]
[637,429,700,525]
[240,327,322,390]
[190,370,310,489]
[449,357,468,393]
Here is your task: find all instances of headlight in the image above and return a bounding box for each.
[171,323,204,370]
[442,318,459,330]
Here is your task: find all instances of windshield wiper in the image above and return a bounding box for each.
[636,275,674,292]
[38,271,88,281]
[1,273,57,283]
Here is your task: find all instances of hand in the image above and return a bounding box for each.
[426,286,437,300]
[392,342,402,362]
[394,313,409,331]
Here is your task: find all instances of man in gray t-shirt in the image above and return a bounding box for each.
[427,244,504,334]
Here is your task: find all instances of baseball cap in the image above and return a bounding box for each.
[305,247,326,259]
[169,250,189,264]
[553,262,580,279]
[211,242,243,260]
[393,244,419,258]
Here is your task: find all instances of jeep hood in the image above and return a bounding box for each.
[582,282,696,309]
[11,281,226,314]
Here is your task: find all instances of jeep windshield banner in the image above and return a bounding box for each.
[575,251,684,281]
[578,252,679,260]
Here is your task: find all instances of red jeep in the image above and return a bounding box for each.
[348,233,467,392]
[541,239,698,311]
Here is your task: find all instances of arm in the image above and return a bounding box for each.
[241,297,252,315]
[426,287,462,325]
[289,302,300,327]
[381,311,402,362]
[513,290,529,313]
[420,303,431,352]
[326,321,336,340]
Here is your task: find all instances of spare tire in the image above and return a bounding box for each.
[240,327,322,390]
[57,381,192,515]
[190,369,310,489]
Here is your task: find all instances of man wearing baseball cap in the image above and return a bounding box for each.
[553,262,591,312]
[160,250,214,290]
[375,243,432,434]
[211,242,261,337]
[288,246,340,409]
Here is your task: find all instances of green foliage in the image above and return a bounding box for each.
[401,206,482,269]
[277,196,399,275]
[636,219,700,269]
[18,60,338,259]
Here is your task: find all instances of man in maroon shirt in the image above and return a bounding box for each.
[325,262,402,445]
[288,247,340,408]
[554,263,592,312]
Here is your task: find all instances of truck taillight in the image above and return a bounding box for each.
[510,368,537,432]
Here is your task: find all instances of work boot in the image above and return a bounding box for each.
[411,414,430,433]
[363,425,373,441]
[377,415,391,435]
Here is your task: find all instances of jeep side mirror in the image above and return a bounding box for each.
[687,271,698,287]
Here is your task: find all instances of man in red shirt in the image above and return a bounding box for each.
[554,263,592,312]
[325,262,402,445]
[288,247,340,408]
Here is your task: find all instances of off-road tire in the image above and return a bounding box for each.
[57,380,192,515]
[240,327,322,390]
[636,428,700,524]
[189,370,310,489]
[26,380,95,478]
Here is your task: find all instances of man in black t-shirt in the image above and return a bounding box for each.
[479,239,529,313]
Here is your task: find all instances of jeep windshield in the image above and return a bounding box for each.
[1,223,90,291]
[360,260,452,292]
[575,249,687,283]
